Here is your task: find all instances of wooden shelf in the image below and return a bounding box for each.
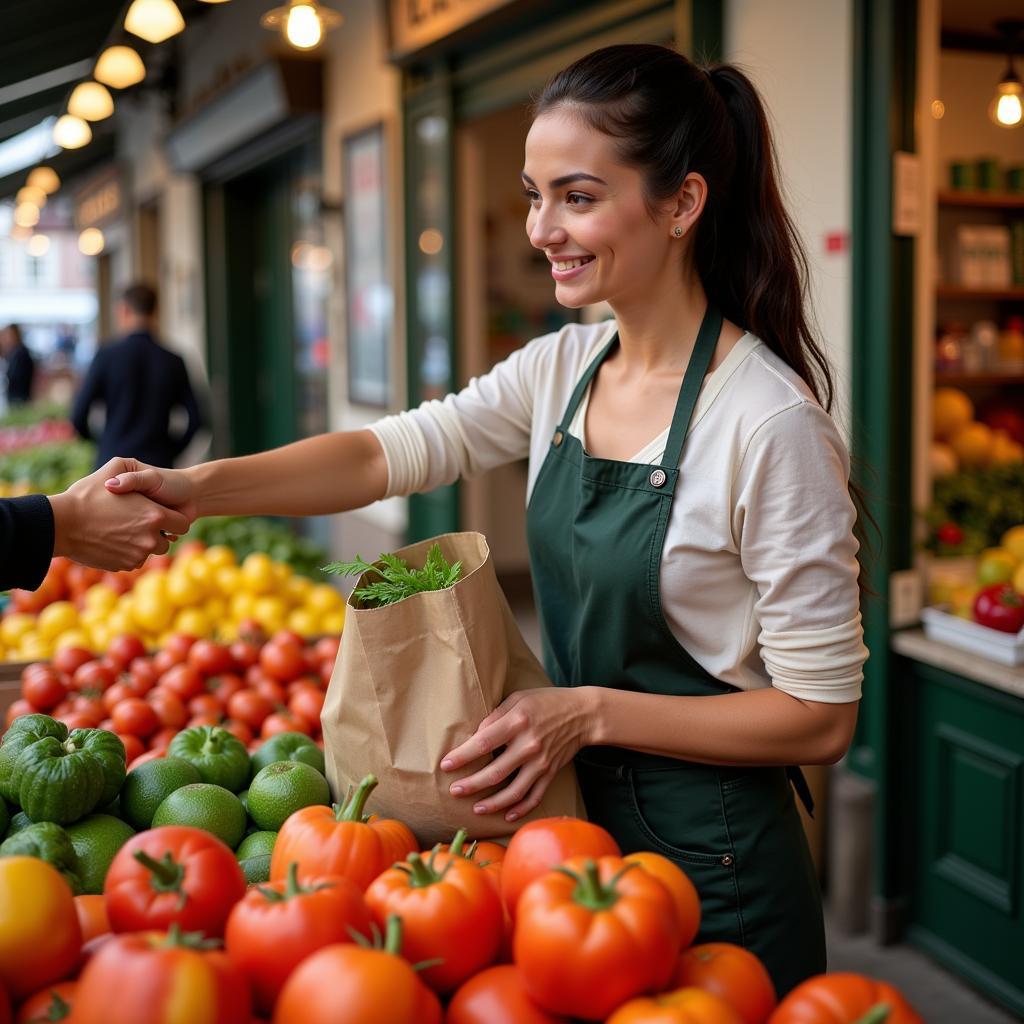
[935,372,1024,387]
[938,190,1024,210]
[936,285,1024,301]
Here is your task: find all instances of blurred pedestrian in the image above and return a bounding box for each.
[71,283,204,469]
[1,324,35,405]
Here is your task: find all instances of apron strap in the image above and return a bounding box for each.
[557,332,619,433]
[786,765,815,818]
[659,304,723,469]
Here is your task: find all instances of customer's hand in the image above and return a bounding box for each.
[103,458,198,522]
[48,458,192,572]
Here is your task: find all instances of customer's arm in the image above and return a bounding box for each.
[0,494,56,591]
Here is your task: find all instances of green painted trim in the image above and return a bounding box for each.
[850,0,917,904]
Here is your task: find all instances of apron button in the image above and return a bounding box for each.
[720,854,734,867]
[649,468,667,488]
[552,430,564,447]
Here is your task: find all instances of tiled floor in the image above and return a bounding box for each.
[510,601,1018,1023]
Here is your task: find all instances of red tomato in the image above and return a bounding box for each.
[314,636,340,665]
[106,634,147,672]
[149,726,180,752]
[625,852,702,949]
[236,619,266,646]
[22,669,67,712]
[226,690,273,730]
[188,712,223,729]
[164,633,197,659]
[128,749,165,770]
[52,647,95,678]
[110,698,160,739]
[129,657,159,690]
[72,661,116,694]
[152,648,185,677]
[259,641,305,683]
[188,693,223,718]
[56,712,97,731]
[188,640,236,677]
[447,965,569,1024]
[289,686,324,727]
[673,943,777,1024]
[104,826,247,937]
[365,853,504,993]
[319,660,333,686]
[71,929,250,1024]
[254,678,287,706]
[206,673,244,707]
[228,640,260,671]
[117,733,146,765]
[501,818,620,917]
[220,719,254,747]
[270,629,304,650]
[69,694,106,726]
[74,895,111,944]
[15,980,77,1023]
[147,689,188,730]
[102,682,137,714]
[5,699,34,728]
[224,864,373,1013]
[261,711,311,739]
[160,664,205,701]
[608,988,745,1023]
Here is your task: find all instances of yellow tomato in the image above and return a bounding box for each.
[88,625,112,652]
[36,601,78,641]
[252,596,287,632]
[19,633,53,661]
[106,608,135,637]
[272,561,291,586]
[240,552,276,594]
[203,545,236,569]
[215,565,241,595]
[132,593,173,633]
[307,584,344,615]
[0,613,35,647]
[1002,525,1024,563]
[284,575,313,605]
[186,556,216,589]
[173,607,210,638]
[1013,561,1024,596]
[83,583,118,612]
[166,569,205,607]
[54,630,91,652]
[0,857,81,1000]
[204,597,228,627]
[134,571,168,601]
[229,591,256,622]
[321,610,346,636]
[286,608,319,637]
[217,622,238,642]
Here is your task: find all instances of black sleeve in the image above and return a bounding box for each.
[172,359,205,457]
[70,352,105,441]
[0,495,55,591]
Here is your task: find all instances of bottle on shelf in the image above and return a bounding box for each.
[936,322,966,374]
[998,317,1024,372]
[967,320,999,371]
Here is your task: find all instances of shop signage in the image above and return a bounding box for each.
[75,167,123,231]
[387,0,516,60]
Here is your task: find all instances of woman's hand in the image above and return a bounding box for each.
[440,687,599,822]
[104,458,198,523]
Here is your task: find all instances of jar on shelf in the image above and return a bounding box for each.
[936,323,967,373]
[998,317,1024,371]
[967,320,999,371]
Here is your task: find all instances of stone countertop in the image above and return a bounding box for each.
[891,629,1024,700]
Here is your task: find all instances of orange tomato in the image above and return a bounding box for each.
[14,980,76,1024]
[673,943,776,1024]
[767,973,923,1024]
[74,894,111,944]
[626,851,701,949]
[607,987,745,1024]
[446,965,569,1024]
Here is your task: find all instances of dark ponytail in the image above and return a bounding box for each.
[534,44,877,589]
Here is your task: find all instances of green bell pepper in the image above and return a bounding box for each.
[0,821,82,894]
[167,726,250,793]
[11,734,112,825]
[0,714,65,803]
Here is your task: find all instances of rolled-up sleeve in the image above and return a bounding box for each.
[732,401,867,703]
[369,334,549,498]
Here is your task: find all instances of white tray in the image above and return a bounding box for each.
[920,605,1024,666]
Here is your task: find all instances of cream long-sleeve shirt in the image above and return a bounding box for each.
[369,320,867,703]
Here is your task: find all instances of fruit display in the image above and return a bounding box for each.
[175,516,328,578]
[923,464,1024,557]
[0,416,75,455]
[0,543,347,661]
[930,387,1023,480]
[0,439,95,497]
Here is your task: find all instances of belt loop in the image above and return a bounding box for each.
[616,764,627,781]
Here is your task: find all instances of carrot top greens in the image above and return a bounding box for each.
[322,543,462,607]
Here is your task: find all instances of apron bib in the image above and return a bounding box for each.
[525,306,825,997]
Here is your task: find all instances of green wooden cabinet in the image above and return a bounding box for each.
[900,656,1024,1016]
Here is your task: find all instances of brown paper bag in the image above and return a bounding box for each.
[321,531,584,846]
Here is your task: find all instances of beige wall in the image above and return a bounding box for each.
[724,0,854,439]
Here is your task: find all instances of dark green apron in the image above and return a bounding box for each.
[525,306,825,997]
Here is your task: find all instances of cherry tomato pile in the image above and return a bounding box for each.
[5,629,337,770]
[0,802,925,1023]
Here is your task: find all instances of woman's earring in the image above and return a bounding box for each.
[673,226,683,237]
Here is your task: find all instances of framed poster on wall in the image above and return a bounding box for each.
[343,122,391,406]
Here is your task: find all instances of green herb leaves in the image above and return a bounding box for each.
[322,543,462,607]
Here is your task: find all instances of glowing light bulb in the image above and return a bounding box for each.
[78,228,105,256]
[286,4,322,48]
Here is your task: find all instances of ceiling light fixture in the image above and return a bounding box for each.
[990,19,1023,129]
[53,114,92,149]
[14,204,40,228]
[16,185,47,208]
[78,228,106,256]
[124,0,185,44]
[27,234,50,258]
[68,81,115,121]
[94,46,147,89]
[261,1,342,51]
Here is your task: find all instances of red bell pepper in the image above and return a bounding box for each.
[973,583,1024,634]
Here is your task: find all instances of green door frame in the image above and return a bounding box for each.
[850,0,918,936]
[401,0,721,542]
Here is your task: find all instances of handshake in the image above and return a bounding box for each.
[50,457,195,573]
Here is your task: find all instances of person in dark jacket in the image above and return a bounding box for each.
[1,324,35,405]
[71,283,204,469]
[0,458,190,591]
